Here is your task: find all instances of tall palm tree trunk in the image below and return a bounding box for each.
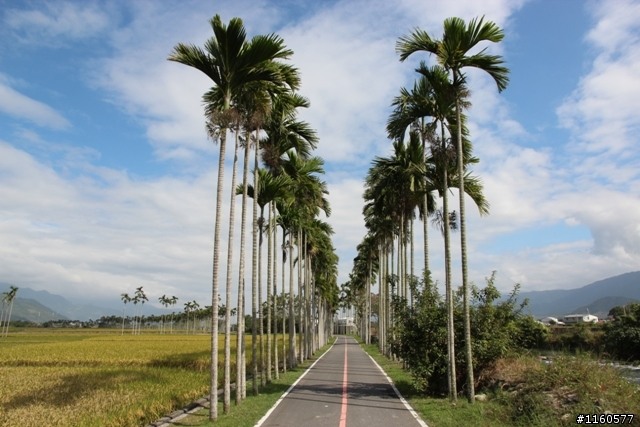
[410,217,414,306]
[209,128,226,421]
[307,255,313,357]
[252,132,260,396]
[272,207,280,379]
[390,237,396,359]
[377,245,382,352]
[288,231,297,368]
[236,136,250,404]
[442,125,457,402]
[266,206,273,382]
[367,261,372,345]
[297,230,304,364]
[224,129,241,413]
[456,94,474,402]
[422,124,430,277]
[4,300,14,337]
[276,227,284,372]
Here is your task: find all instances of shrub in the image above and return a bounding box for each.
[390,272,540,395]
[602,303,640,361]
[496,355,640,426]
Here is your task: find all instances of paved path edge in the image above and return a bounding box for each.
[254,337,338,427]
[364,351,429,427]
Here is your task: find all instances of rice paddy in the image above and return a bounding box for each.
[0,329,252,427]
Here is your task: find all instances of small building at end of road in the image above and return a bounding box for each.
[334,317,356,335]
[562,314,599,324]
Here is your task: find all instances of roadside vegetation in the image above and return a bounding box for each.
[355,274,640,425]
[362,336,640,427]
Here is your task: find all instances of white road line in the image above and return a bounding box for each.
[366,352,429,427]
[254,337,338,427]
[339,338,348,427]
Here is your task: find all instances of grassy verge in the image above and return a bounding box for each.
[359,342,510,427]
[173,337,336,427]
[359,341,640,427]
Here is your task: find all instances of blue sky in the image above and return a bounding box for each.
[1,0,639,310]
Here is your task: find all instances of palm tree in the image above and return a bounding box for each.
[159,295,171,333]
[133,286,147,335]
[397,16,508,402]
[279,152,329,368]
[366,135,425,302]
[307,221,338,350]
[191,300,201,332]
[235,84,271,397]
[243,169,292,382]
[169,296,178,334]
[184,301,193,333]
[1,286,18,337]
[120,293,131,335]
[169,15,298,418]
[260,91,318,374]
[131,292,140,335]
[387,75,442,276]
[371,79,482,395]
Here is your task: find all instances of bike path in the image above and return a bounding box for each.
[255,336,428,427]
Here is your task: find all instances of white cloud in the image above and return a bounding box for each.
[3,1,112,43]
[325,177,368,283]
[90,0,282,162]
[585,0,640,53]
[558,0,640,160]
[0,75,70,130]
[0,139,216,304]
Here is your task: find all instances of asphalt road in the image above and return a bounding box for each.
[255,336,428,427]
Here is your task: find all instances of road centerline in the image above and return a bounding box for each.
[339,337,348,427]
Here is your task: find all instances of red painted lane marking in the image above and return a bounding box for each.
[339,338,348,427]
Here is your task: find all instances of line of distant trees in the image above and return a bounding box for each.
[8,292,311,335]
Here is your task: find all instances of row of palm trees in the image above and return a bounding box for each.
[120,286,148,335]
[113,297,234,334]
[345,16,509,404]
[1,285,19,337]
[168,15,339,420]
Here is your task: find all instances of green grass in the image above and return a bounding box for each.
[359,341,640,427]
[359,342,511,427]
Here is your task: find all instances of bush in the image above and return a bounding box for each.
[512,316,549,349]
[495,355,640,426]
[389,272,540,395]
[602,303,640,361]
[389,279,449,394]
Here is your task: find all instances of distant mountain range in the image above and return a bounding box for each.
[517,271,640,319]
[0,284,127,322]
[5,297,68,323]
[3,271,640,323]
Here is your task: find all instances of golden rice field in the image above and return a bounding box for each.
[0,329,260,427]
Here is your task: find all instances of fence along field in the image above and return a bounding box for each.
[0,329,254,427]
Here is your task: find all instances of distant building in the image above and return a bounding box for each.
[540,316,564,325]
[334,317,356,335]
[562,314,599,324]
